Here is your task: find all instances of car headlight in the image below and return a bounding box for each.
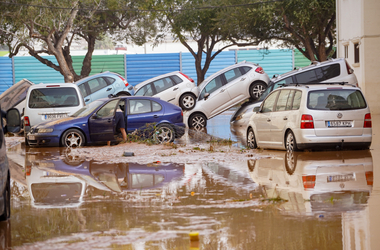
[38,128,54,133]
[235,115,243,121]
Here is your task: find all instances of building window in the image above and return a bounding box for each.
[354,43,360,63]
[344,45,348,58]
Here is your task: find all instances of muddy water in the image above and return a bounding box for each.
[3,114,380,250]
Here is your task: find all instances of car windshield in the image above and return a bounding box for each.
[307,89,367,110]
[71,100,104,117]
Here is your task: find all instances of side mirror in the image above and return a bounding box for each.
[6,108,21,133]
[253,106,260,113]
[92,114,98,119]
[204,93,210,100]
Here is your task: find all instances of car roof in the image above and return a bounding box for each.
[134,71,181,90]
[29,82,78,89]
[74,71,120,84]
[277,82,361,91]
[98,95,162,102]
[271,58,346,82]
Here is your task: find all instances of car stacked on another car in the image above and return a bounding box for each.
[246,82,372,151]
[26,96,186,147]
[134,71,198,111]
[186,61,270,130]
[75,71,134,105]
[230,58,359,140]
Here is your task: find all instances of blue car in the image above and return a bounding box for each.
[26,96,185,147]
[75,71,135,105]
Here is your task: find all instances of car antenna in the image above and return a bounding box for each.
[100,62,106,73]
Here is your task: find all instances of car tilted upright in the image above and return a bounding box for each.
[134,71,198,111]
[26,96,185,147]
[186,61,270,130]
[246,83,372,151]
[75,71,134,105]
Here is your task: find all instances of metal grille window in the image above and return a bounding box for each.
[354,43,360,63]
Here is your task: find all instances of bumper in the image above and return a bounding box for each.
[27,134,60,147]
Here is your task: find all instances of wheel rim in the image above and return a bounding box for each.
[191,115,205,130]
[286,151,296,172]
[154,126,173,143]
[251,84,265,99]
[182,95,195,109]
[286,132,295,151]
[65,131,83,147]
[247,129,256,149]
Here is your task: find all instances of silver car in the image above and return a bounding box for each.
[246,83,372,151]
[134,71,198,110]
[186,61,270,130]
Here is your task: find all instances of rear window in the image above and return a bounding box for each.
[307,89,367,110]
[29,87,80,108]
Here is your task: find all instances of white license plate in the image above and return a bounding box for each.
[327,173,355,182]
[327,120,352,127]
[45,114,67,120]
[28,135,35,140]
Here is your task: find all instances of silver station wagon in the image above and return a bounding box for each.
[246,83,372,151]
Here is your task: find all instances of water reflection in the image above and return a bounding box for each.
[248,150,373,214]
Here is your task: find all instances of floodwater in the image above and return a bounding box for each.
[3,112,380,250]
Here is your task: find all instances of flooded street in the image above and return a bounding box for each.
[3,111,380,250]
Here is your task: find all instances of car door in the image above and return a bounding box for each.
[224,66,251,102]
[88,99,120,142]
[126,99,164,133]
[87,77,115,102]
[153,77,178,103]
[254,91,279,145]
[197,75,230,118]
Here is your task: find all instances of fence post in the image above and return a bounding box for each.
[12,57,15,85]
[179,52,182,72]
[292,49,295,70]
[124,54,127,80]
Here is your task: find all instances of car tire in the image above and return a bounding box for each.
[61,129,85,147]
[285,130,298,152]
[154,124,175,143]
[116,92,130,97]
[285,150,297,175]
[0,175,10,221]
[249,81,267,101]
[189,113,207,130]
[179,93,196,110]
[247,127,257,149]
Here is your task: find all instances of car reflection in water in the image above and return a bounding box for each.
[247,150,373,214]
[25,148,185,196]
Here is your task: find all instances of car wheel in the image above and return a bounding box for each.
[285,131,298,152]
[249,82,267,101]
[154,124,175,143]
[247,127,257,149]
[0,175,10,221]
[247,159,256,172]
[116,92,129,97]
[285,150,297,175]
[61,129,85,147]
[179,93,196,110]
[189,113,207,131]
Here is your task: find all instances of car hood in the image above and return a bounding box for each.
[0,79,33,111]
[34,116,87,128]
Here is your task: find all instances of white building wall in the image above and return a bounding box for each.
[337,0,380,114]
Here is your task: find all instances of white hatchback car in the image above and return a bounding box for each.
[246,83,372,151]
[134,71,198,110]
[186,61,270,129]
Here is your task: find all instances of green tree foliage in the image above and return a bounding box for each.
[147,0,264,85]
[227,0,336,62]
[0,0,154,82]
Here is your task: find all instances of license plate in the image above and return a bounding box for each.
[45,114,67,120]
[28,135,35,140]
[327,120,352,127]
[327,173,355,182]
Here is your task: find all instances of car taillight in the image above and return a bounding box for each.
[24,116,30,127]
[300,114,314,129]
[345,60,354,75]
[181,110,183,116]
[364,113,372,128]
[302,175,316,189]
[255,67,265,74]
[26,165,31,176]
[179,72,194,83]
[365,171,373,186]
[118,75,129,87]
